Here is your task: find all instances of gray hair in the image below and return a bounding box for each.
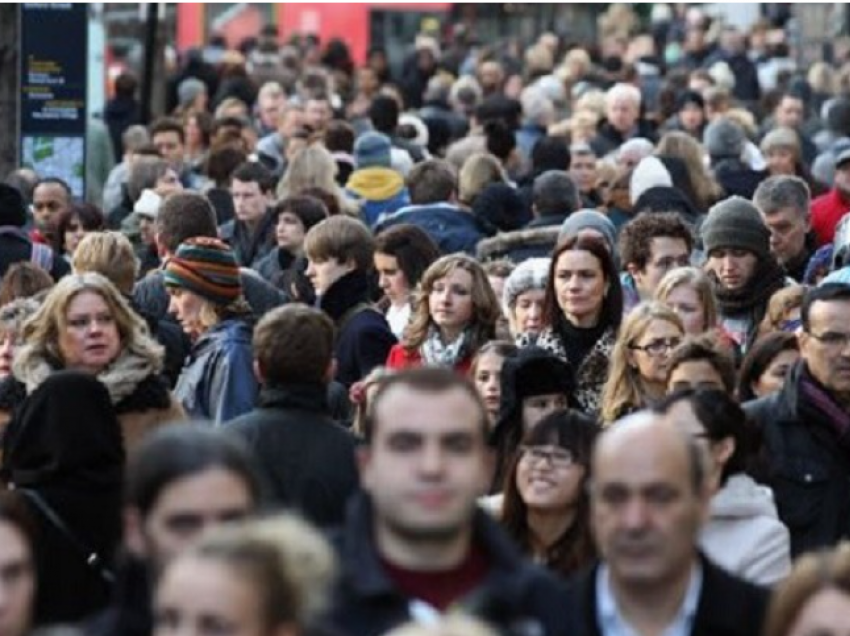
[502,257,550,315]
[753,175,811,218]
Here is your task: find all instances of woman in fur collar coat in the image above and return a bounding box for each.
[0,272,184,450]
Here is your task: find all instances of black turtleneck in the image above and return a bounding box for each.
[557,315,608,370]
[319,269,372,324]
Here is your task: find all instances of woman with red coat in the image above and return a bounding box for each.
[386,254,500,373]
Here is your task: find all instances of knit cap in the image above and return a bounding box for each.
[559,209,618,255]
[630,156,672,204]
[0,184,27,228]
[703,118,746,160]
[133,189,162,220]
[701,196,770,260]
[354,131,392,169]
[164,237,242,306]
[177,77,206,108]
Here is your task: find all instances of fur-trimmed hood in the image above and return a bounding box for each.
[13,337,164,406]
[477,226,560,262]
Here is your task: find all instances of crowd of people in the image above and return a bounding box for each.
[2,3,850,636]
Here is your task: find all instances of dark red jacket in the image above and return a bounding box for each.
[811,188,850,246]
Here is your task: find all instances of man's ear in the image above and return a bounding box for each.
[253,360,266,385]
[123,507,148,558]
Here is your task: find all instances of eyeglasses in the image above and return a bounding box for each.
[807,331,850,349]
[519,445,575,469]
[629,337,682,356]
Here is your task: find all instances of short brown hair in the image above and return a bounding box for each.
[0,262,53,305]
[254,305,335,386]
[156,192,217,254]
[72,232,139,295]
[406,160,457,204]
[618,212,693,271]
[666,334,736,394]
[304,216,375,271]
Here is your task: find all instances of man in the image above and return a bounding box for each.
[477,170,581,262]
[219,162,277,268]
[566,410,768,636]
[325,368,569,636]
[746,284,850,556]
[304,216,396,388]
[701,196,786,354]
[304,93,334,134]
[516,87,555,163]
[88,426,260,636]
[377,159,486,255]
[569,143,601,208]
[619,212,693,314]
[228,305,359,526]
[256,103,305,177]
[591,83,656,157]
[753,175,816,282]
[0,183,68,281]
[150,117,199,189]
[31,177,72,244]
[132,192,286,323]
[811,147,850,246]
[345,131,410,228]
[255,81,286,137]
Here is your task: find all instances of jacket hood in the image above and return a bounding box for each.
[476,226,560,261]
[711,474,779,520]
[346,168,405,201]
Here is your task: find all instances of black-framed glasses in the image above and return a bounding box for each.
[629,337,682,356]
[807,331,850,349]
[519,445,575,469]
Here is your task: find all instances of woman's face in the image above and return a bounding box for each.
[275,212,306,253]
[521,393,568,432]
[766,147,796,176]
[516,443,585,512]
[155,169,184,198]
[513,289,546,336]
[627,319,684,386]
[753,349,800,399]
[0,521,35,636]
[0,330,20,380]
[167,288,207,340]
[664,284,707,335]
[139,216,156,247]
[63,214,87,256]
[185,116,204,149]
[59,291,122,374]
[428,267,474,339]
[474,351,506,426]
[786,588,850,636]
[154,555,268,636]
[553,249,606,328]
[374,253,410,305]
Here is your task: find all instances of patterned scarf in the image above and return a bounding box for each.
[421,326,470,369]
[799,365,850,454]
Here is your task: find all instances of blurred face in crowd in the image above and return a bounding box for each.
[775,96,804,130]
[279,108,305,139]
[167,288,207,340]
[139,215,157,248]
[662,284,707,335]
[59,291,121,375]
[751,348,799,399]
[357,67,380,96]
[374,253,409,306]
[522,394,568,432]
[799,299,850,404]
[184,115,206,150]
[0,329,21,380]
[126,467,255,573]
[592,416,707,592]
[304,98,333,131]
[154,554,267,636]
[785,588,850,636]
[765,147,796,177]
[155,169,183,198]
[512,289,546,336]
[0,521,35,636]
[569,153,598,194]
[275,212,307,254]
[429,267,474,343]
[32,182,70,232]
[761,207,809,266]
[359,383,490,560]
[478,61,504,93]
[63,214,88,256]
[667,360,727,393]
[153,130,185,167]
[834,161,850,199]
[628,319,683,387]
[554,249,607,328]
[631,238,690,300]
[679,103,704,133]
[231,179,271,227]
[258,92,285,131]
[305,257,355,297]
[474,351,506,428]
[705,248,758,292]
[606,96,639,134]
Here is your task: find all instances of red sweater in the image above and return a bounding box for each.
[385,344,473,375]
[811,188,850,246]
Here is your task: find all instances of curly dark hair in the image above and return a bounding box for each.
[618,212,694,271]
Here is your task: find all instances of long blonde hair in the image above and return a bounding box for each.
[276,144,354,214]
[404,254,500,355]
[655,131,723,210]
[654,267,719,333]
[601,302,683,424]
[458,152,507,206]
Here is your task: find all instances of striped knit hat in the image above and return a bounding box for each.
[164,237,241,306]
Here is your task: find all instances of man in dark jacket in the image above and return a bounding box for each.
[590,83,657,158]
[0,184,69,281]
[219,162,277,268]
[227,304,359,527]
[304,216,396,388]
[323,368,570,636]
[745,283,850,557]
[565,408,768,636]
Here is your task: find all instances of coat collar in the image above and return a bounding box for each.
[258,383,329,412]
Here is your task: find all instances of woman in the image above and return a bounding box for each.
[0,298,40,381]
[737,332,801,402]
[3,371,124,624]
[502,257,549,338]
[519,235,622,414]
[373,224,441,340]
[655,267,719,337]
[0,492,36,636]
[501,410,598,578]
[165,238,258,424]
[0,263,53,306]
[276,144,356,216]
[1,272,182,447]
[154,515,336,636]
[757,285,805,337]
[183,110,213,171]
[52,203,106,261]
[458,152,509,209]
[655,131,724,211]
[386,254,500,373]
[660,388,791,586]
[471,341,519,430]
[761,127,824,195]
[601,302,684,424]
[763,541,850,636]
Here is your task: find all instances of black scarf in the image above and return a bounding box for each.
[318,270,372,324]
[713,256,786,317]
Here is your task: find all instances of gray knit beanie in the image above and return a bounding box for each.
[703,118,745,160]
[559,209,617,254]
[701,196,770,259]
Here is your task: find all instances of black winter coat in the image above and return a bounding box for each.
[323,494,572,636]
[227,383,360,527]
[744,362,850,556]
[0,230,70,281]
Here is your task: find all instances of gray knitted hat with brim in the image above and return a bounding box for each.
[701,195,770,260]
